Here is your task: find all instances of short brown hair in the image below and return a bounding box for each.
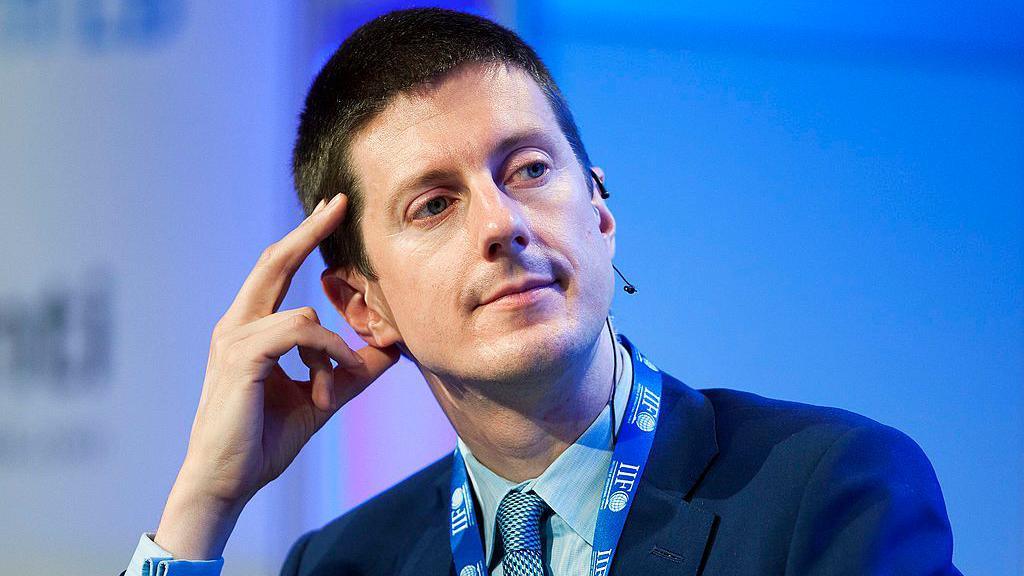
[293,7,593,279]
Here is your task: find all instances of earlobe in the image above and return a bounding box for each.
[602,210,617,260]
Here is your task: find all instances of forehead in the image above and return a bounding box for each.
[347,62,565,207]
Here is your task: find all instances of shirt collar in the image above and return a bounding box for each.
[456,337,634,565]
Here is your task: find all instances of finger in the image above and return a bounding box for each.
[226,306,321,344]
[235,314,365,382]
[222,194,348,326]
[331,344,403,406]
[298,344,335,411]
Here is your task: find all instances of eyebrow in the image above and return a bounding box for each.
[384,127,558,218]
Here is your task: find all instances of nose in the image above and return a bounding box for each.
[470,179,531,261]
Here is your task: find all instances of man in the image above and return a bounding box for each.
[122,8,961,576]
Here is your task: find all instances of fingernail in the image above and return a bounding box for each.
[312,198,326,214]
[328,194,344,207]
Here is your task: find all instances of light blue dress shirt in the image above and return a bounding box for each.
[458,338,632,575]
[123,339,633,576]
[123,532,224,576]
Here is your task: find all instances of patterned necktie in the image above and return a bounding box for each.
[495,490,549,576]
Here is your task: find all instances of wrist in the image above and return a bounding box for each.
[154,480,248,560]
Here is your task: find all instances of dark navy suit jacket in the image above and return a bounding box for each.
[277,369,961,575]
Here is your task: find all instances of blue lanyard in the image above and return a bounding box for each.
[449,334,663,576]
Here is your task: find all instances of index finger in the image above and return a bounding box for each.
[224,193,348,324]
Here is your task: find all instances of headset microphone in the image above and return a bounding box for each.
[591,167,638,295]
[613,264,637,294]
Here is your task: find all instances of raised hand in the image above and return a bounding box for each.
[152,194,401,560]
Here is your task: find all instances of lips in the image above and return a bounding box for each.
[478,277,555,307]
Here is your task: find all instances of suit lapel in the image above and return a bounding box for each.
[402,517,452,575]
[610,357,720,575]
[398,456,455,576]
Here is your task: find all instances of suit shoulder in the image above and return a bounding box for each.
[282,453,451,573]
[679,383,942,505]
[698,385,893,440]
[323,452,450,536]
[683,384,924,472]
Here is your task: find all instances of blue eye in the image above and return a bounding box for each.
[414,196,451,220]
[514,160,549,182]
[423,196,448,215]
[525,161,546,178]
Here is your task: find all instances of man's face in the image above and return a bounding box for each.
[342,62,617,383]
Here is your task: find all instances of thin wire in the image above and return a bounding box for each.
[607,317,618,444]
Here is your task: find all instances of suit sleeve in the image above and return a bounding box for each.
[278,530,317,576]
[784,423,962,575]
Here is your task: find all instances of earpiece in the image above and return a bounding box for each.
[591,167,610,199]
[588,168,638,295]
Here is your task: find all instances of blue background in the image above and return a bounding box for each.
[510,3,1023,573]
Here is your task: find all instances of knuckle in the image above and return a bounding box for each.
[289,314,313,330]
[257,243,281,268]
[298,306,320,324]
[211,319,229,340]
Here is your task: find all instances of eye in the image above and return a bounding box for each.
[510,160,550,184]
[411,195,453,221]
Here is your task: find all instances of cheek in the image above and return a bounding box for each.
[375,239,468,329]
[561,204,614,298]
[541,201,604,263]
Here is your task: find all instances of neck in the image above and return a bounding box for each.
[424,324,620,483]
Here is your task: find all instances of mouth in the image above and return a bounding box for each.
[477,280,559,310]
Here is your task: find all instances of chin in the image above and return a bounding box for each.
[459,315,597,383]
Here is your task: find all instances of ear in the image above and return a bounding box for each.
[589,165,616,260]
[321,266,403,349]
